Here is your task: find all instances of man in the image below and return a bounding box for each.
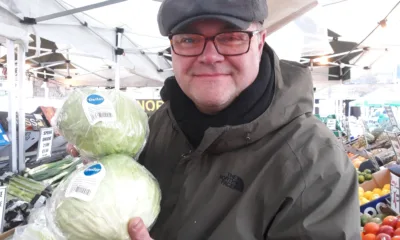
[126,0,361,239]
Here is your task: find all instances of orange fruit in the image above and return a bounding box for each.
[364,222,380,235]
[353,160,362,168]
[362,233,376,240]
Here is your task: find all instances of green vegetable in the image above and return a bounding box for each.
[361,213,372,226]
[10,175,46,193]
[55,89,149,158]
[7,175,46,202]
[42,159,82,186]
[49,154,161,240]
[370,217,382,224]
[30,157,81,182]
[7,184,36,202]
[363,169,372,174]
[376,213,388,220]
[26,156,74,178]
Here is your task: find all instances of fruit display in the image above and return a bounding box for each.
[351,126,391,150]
[361,215,400,240]
[372,128,385,139]
[353,156,369,169]
[359,185,391,206]
[361,213,389,226]
[352,136,369,149]
[358,169,373,184]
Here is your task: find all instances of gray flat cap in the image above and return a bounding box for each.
[157,0,268,36]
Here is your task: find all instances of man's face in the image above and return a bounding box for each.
[171,20,266,114]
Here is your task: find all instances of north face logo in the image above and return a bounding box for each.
[219,173,244,193]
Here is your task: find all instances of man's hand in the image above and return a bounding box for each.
[66,143,79,157]
[128,218,153,240]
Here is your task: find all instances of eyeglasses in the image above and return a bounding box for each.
[168,30,261,57]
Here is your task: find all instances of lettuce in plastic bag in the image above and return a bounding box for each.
[54,88,149,158]
[12,207,56,240]
[46,154,161,240]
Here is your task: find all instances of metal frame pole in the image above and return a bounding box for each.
[17,44,26,172]
[6,39,17,172]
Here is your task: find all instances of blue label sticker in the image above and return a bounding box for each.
[84,163,102,176]
[87,94,104,105]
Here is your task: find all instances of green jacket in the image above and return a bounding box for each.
[139,50,360,240]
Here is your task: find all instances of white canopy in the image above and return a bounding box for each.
[0,0,173,87]
[1,0,334,88]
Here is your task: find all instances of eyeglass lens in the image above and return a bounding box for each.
[171,32,251,56]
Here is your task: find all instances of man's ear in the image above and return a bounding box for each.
[258,30,267,51]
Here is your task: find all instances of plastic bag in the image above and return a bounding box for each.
[12,207,57,240]
[53,88,149,159]
[43,154,161,240]
[3,199,30,232]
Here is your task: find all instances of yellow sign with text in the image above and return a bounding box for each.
[136,99,164,113]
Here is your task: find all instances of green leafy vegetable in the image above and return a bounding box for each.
[48,154,161,240]
[55,89,149,158]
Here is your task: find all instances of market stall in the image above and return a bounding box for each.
[4,0,400,239]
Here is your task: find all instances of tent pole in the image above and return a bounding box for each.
[57,51,104,59]
[70,62,109,80]
[66,49,70,77]
[123,34,162,71]
[30,61,66,71]
[31,71,65,78]
[17,44,26,172]
[35,0,127,22]
[6,39,17,172]
[115,30,123,90]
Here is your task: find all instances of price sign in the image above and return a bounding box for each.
[391,173,400,214]
[0,186,7,232]
[37,127,54,161]
[326,119,337,130]
[385,106,398,127]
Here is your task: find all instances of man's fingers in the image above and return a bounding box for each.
[66,143,79,157]
[128,218,153,240]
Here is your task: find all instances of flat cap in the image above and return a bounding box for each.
[157,0,268,36]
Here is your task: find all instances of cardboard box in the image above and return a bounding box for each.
[360,168,391,217]
[361,168,391,191]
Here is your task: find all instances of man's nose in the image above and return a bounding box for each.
[198,41,225,64]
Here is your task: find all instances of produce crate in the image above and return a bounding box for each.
[361,169,391,191]
[360,168,391,217]
[360,195,391,217]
